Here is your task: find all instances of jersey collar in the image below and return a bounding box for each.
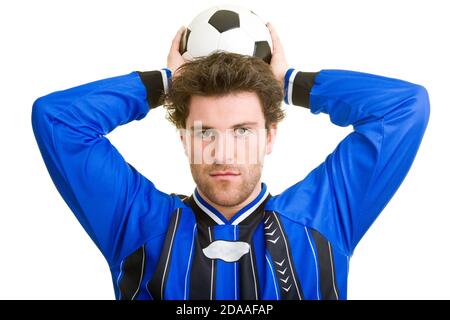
[192,182,269,226]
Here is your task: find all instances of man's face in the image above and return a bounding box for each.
[180,91,277,207]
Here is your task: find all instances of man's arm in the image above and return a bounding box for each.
[31,69,175,265]
[280,68,430,255]
[266,23,430,256]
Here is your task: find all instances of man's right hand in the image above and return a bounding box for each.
[167,26,187,79]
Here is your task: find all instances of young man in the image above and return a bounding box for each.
[31,24,430,300]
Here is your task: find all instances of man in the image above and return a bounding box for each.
[31,23,430,300]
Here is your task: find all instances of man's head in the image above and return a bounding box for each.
[163,52,284,208]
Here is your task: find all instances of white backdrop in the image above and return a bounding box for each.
[1,0,448,299]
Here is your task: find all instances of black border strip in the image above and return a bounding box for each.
[137,70,165,109]
[309,228,340,300]
[147,208,181,300]
[118,245,145,300]
[291,71,318,108]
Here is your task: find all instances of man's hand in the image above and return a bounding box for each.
[267,22,289,86]
[167,26,187,79]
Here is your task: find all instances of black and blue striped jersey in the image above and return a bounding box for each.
[31,66,429,300]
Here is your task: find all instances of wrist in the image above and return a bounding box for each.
[283,68,296,104]
[283,68,319,109]
[137,68,172,109]
[161,68,172,93]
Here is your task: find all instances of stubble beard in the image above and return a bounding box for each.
[190,163,263,207]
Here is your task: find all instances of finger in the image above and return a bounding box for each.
[266,22,284,55]
[170,26,185,54]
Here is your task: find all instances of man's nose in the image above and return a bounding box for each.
[212,131,234,164]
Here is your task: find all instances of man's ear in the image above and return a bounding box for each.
[265,123,278,155]
[179,128,189,157]
[179,130,184,143]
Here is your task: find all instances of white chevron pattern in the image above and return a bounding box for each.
[274,259,285,267]
[277,267,287,275]
[282,284,292,292]
[268,236,280,244]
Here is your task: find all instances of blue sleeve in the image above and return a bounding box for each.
[279,69,430,255]
[31,70,175,265]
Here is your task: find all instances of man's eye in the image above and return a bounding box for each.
[235,128,250,136]
[200,129,215,139]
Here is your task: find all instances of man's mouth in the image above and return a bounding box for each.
[209,171,241,179]
[210,171,240,176]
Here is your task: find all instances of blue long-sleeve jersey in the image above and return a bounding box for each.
[31,66,430,300]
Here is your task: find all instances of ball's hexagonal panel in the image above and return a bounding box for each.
[253,41,272,64]
[180,28,191,55]
[208,10,240,33]
[188,6,219,31]
[218,28,254,56]
[187,23,221,58]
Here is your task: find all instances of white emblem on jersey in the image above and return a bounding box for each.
[202,240,250,262]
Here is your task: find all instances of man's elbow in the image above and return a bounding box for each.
[31,95,55,137]
[408,84,431,134]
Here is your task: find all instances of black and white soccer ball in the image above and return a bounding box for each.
[180,5,273,64]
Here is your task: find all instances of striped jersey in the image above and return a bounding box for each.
[31,66,430,300]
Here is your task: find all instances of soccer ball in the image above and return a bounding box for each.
[180,5,273,64]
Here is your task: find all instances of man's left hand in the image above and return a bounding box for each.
[267,22,289,87]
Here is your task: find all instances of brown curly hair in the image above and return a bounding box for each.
[163,52,285,129]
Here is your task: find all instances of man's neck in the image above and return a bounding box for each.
[197,182,262,221]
